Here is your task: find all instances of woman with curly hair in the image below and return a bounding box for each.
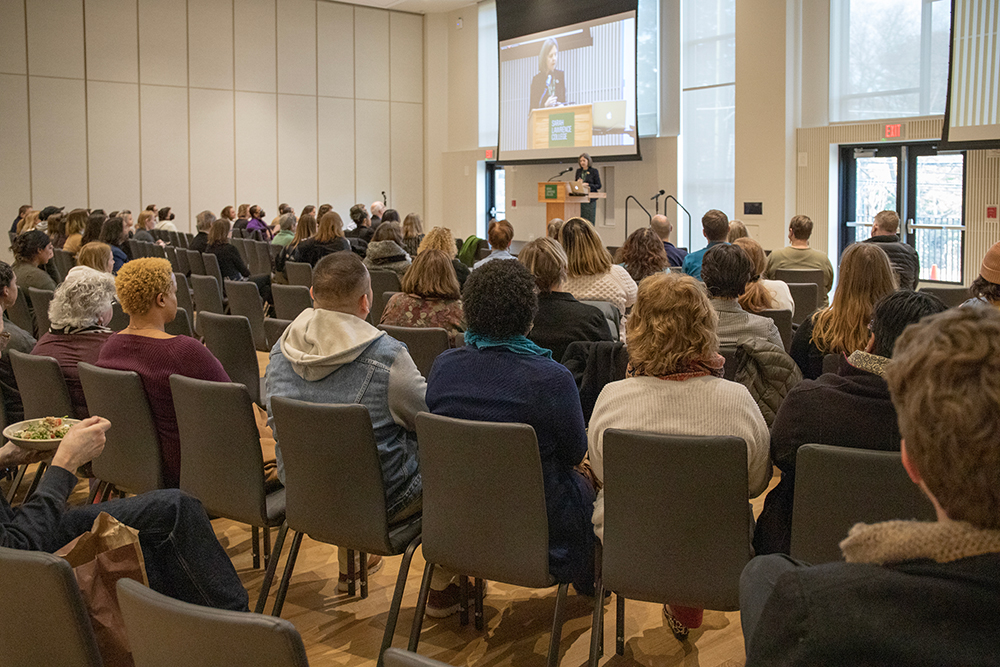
[588,272,770,639]
[400,213,424,256]
[615,227,668,283]
[733,237,793,314]
[790,243,897,379]
[419,226,470,286]
[11,229,57,295]
[426,259,597,599]
[380,249,465,347]
[32,266,116,417]
[96,258,230,487]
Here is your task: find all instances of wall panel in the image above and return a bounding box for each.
[85,0,138,83]
[277,94,318,212]
[26,0,85,79]
[355,99,390,204]
[355,8,389,101]
[140,85,189,225]
[0,75,31,219]
[0,1,27,75]
[317,2,354,99]
[235,0,276,93]
[190,88,235,219]
[390,12,423,104]
[390,102,423,214]
[138,0,187,87]
[189,0,234,90]
[30,76,88,208]
[277,0,316,96]
[235,91,277,217]
[318,96,355,216]
[87,81,141,210]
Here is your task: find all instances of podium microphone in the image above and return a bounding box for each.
[650,189,665,201]
[548,167,573,181]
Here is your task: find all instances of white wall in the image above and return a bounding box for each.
[0,0,424,244]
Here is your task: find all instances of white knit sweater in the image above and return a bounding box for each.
[564,265,638,340]
[588,375,771,542]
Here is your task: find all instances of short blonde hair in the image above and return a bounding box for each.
[115,258,173,316]
[546,218,564,239]
[559,217,612,277]
[626,273,719,376]
[418,227,458,259]
[519,237,567,293]
[137,210,156,231]
[401,249,460,299]
[76,242,113,273]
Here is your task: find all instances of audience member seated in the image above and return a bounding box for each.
[560,218,637,338]
[0,263,35,423]
[347,204,375,244]
[380,208,401,229]
[728,219,749,243]
[31,266,117,418]
[764,214,834,307]
[753,290,948,556]
[134,210,158,244]
[187,210,214,252]
[245,205,270,239]
[682,209,730,280]
[863,210,920,290]
[293,211,350,267]
[233,203,250,232]
[426,259,597,604]
[702,243,784,349]
[520,237,613,362]
[589,272,770,639]
[963,240,1000,309]
[271,213,296,247]
[265,252,423,589]
[0,418,249,610]
[615,227,668,283]
[81,211,106,246]
[220,205,236,222]
[12,206,34,237]
[733,237,794,313]
[16,209,40,235]
[400,213,424,257]
[97,258,230,488]
[46,211,67,249]
[370,201,385,227]
[473,218,515,269]
[546,218,564,240]
[419,226,470,287]
[380,249,465,347]
[76,242,114,274]
[363,221,412,277]
[206,218,273,306]
[740,306,1000,666]
[155,206,179,232]
[98,217,130,273]
[11,230,57,300]
[790,243,897,379]
[61,208,88,255]
[650,214,687,267]
[274,213,316,282]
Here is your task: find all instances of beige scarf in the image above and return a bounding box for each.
[840,520,1000,565]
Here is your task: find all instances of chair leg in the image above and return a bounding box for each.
[616,594,625,655]
[263,525,271,568]
[474,578,485,631]
[347,548,356,596]
[271,531,304,617]
[360,552,369,599]
[255,522,288,614]
[377,536,421,667]
[5,465,27,504]
[459,575,469,627]
[589,548,605,667]
[407,561,436,652]
[85,480,103,505]
[251,526,260,569]
[22,462,47,502]
[546,583,569,667]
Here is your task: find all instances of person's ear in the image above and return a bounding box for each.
[359,291,372,317]
[309,286,314,302]
[900,440,922,486]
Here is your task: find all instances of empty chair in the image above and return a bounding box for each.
[118,578,309,667]
[410,412,568,667]
[167,230,181,247]
[719,345,739,381]
[255,242,273,276]
[170,375,286,601]
[128,239,142,259]
[149,244,167,260]
[369,270,402,324]
[790,444,936,564]
[265,318,293,349]
[232,237,249,263]
[591,431,751,661]
[78,362,164,498]
[173,273,195,319]
[918,286,968,309]
[8,289,34,336]
[175,248,190,275]
[27,287,54,335]
[9,350,75,419]
[774,268,825,296]
[0,547,103,667]
[201,253,226,298]
[377,325,450,378]
[165,307,194,338]
[267,398,422,665]
[285,261,313,287]
[164,246,180,273]
[108,301,130,332]
[190,274,225,317]
[53,249,76,279]
[579,300,621,340]
[226,280,269,351]
[272,285,312,321]
[198,312,262,405]
[759,308,793,351]
[186,249,206,276]
[786,282,819,326]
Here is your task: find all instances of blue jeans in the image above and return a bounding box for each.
[53,490,249,612]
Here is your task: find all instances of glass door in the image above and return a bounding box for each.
[839,145,902,252]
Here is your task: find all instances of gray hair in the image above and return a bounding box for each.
[279,212,296,232]
[195,209,217,232]
[48,266,117,329]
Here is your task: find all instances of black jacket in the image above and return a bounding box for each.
[208,242,250,280]
[529,70,566,110]
[863,234,920,289]
[188,232,208,253]
[575,167,601,192]
[529,292,614,364]
[293,237,351,267]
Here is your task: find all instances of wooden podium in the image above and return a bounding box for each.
[537,182,606,223]
[528,104,593,149]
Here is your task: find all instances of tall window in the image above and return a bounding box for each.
[830,0,952,122]
[679,0,735,251]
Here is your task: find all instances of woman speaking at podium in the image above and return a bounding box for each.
[530,38,566,110]
[576,153,601,224]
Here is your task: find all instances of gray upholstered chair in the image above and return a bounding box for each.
[719,345,739,381]
[198,312,263,405]
[786,282,820,326]
[369,270,402,324]
[265,318,293,349]
[9,349,75,419]
[164,307,194,338]
[225,279,269,351]
[918,286,968,308]
[8,288,34,335]
[377,325,450,378]
[774,268,825,295]
[272,284,312,321]
[579,300,621,340]
[190,274,226,331]
[186,249,206,276]
[759,308,793,351]
[27,287,54,335]
[285,261,313,288]
[172,273,195,319]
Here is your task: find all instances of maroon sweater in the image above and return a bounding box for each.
[97,333,229,487]
[32,331,113,419]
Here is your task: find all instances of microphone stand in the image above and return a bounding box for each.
[651,191,664,214]
[624,196,652,239]
[664,195,692,250]
[547,168,572,181]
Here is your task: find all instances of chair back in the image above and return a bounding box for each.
[164,246,180,272]
[190,274,225,316]
[8,289,34,336]
[918,286,968,309]
[128,239,142,259]
[759,308,792,351]
[774,268,825,292]
[265,318,293,349]
[377,325,449,378]
[186,249,206,275]
[786,282,819,326]
[272,284,312,320]
[719,345,739,380]
[285,261,313,287]
[173,272,195,317]
[109,301,130,331]
[175,248,190,275]
[232,237,248,263]
[201,253,225,297]
[117,578,308,667]
[0,547,102,667]
[198,312,262,405]
[257,242,274,275]
[149,244,167,260]
[9,350,76,419]
[167,231,181,247]
[171,375,271,524]
[369,271,402,324]
[54,248,76,278]
[601,430,750,610]
[414,412,551,588]
[790,443,936,564]
[165,307,194,338]
[579,300,621,339]
[78,362,164,493]
[269,398,396,554]
[28,287,54,335]
[225,280,269,351]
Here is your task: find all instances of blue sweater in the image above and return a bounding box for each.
[426,346,595,588]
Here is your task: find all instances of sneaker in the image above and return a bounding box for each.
[663,605,689,640]
[337,554,383,592]
[425,580,487,618]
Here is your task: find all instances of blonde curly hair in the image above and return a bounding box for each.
[115,258,173,316]
[418,227,458,259]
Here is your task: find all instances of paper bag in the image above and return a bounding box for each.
[55,511,148,667]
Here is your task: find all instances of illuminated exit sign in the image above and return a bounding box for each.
[884,123,905,140]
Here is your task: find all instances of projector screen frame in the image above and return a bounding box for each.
[940,0,1000,150]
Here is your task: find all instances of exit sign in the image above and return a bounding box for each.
[884,123,904,139]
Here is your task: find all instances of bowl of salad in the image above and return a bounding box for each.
[3,416,80,451]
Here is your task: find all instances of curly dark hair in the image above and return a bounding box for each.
[462,259,538,338]
[0,261,14,290]
[970,275,1000,304]
[701,243,752,299]
[616,227,667,282]
[11,229,51,263]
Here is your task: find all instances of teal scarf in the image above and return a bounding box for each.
[463,331,553,359]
